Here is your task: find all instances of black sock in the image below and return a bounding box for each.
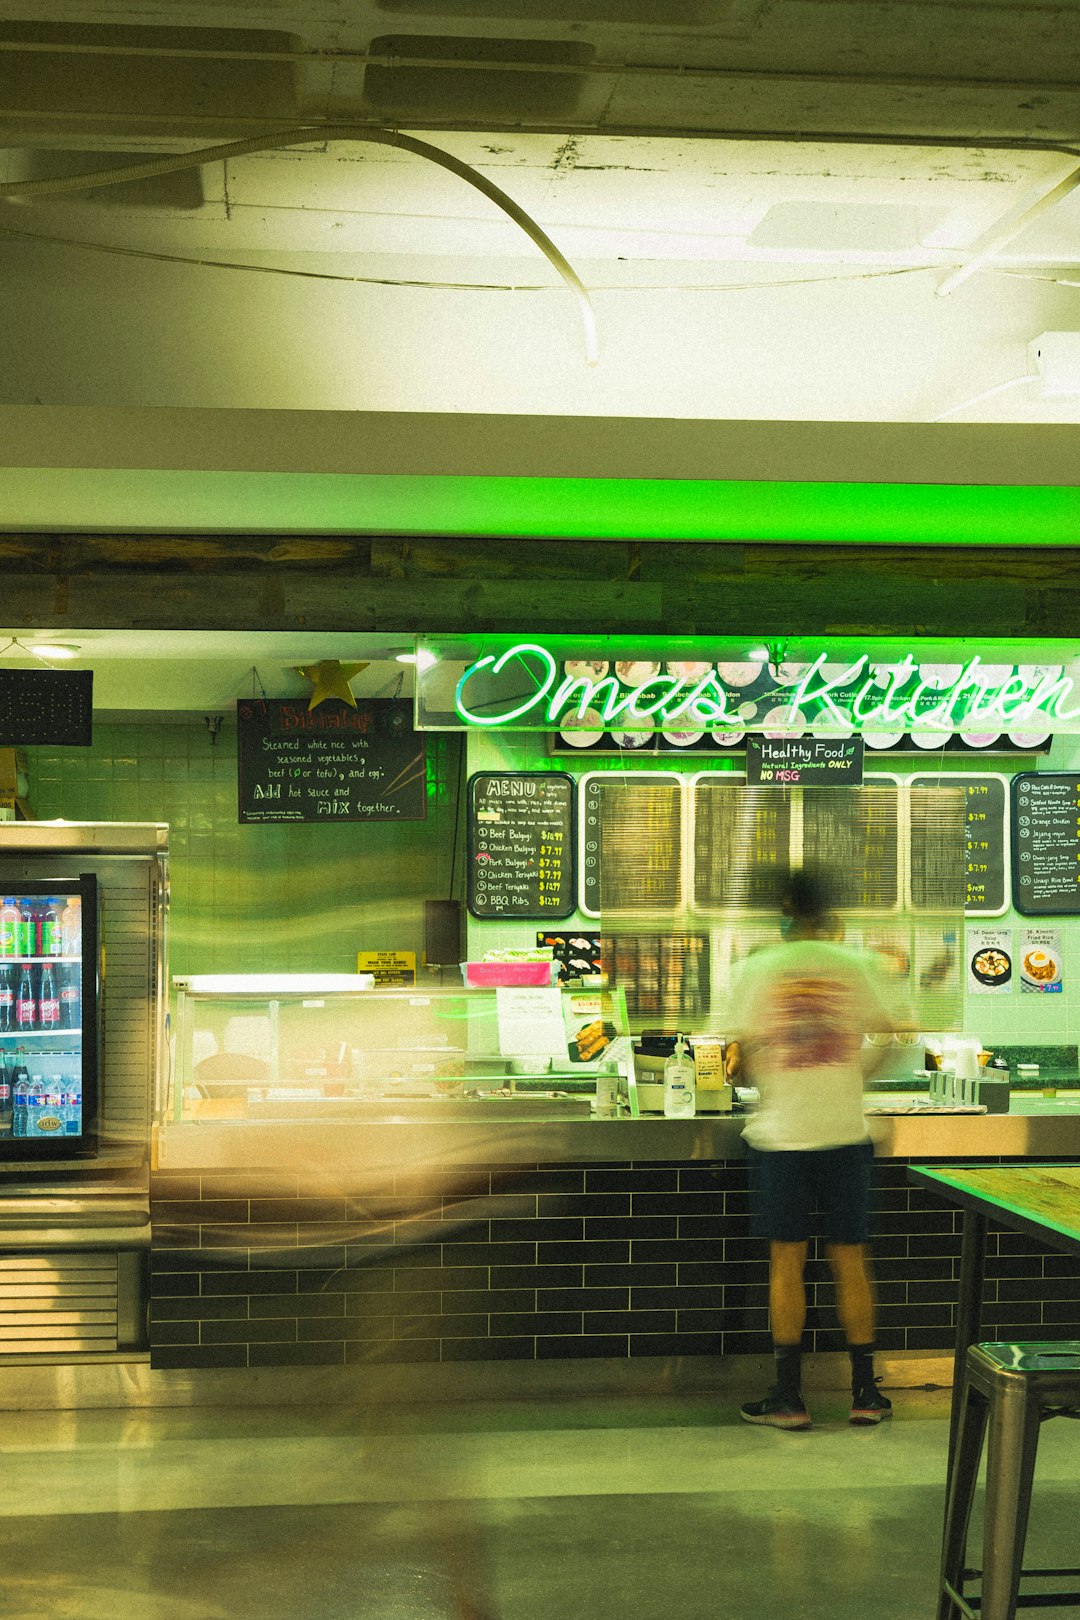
[773,1343,803,1400]
[849,1342,876,1391]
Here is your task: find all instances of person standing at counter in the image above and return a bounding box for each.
[727,867,896,1432]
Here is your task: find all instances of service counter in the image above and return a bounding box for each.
[154,1092,1080,1171]
[147,1093,1080,1375]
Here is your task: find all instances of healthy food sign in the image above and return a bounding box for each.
[437,643,1074,735]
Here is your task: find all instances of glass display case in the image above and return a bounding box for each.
[168,975,635,1122]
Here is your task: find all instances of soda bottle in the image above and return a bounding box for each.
[0,897,18,957]
[38,964,59,1031]
[59,964,81,1030]
[41,899,62,958]
[15,966,35,1031]
[61,898,81,958]
[0,963,13,1033]
[16,901,37,959]
[0,1061,11,1134]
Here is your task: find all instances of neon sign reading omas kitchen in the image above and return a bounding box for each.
[453,643,1080,733]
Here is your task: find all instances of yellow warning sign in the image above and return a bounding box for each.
[357,950,416,987]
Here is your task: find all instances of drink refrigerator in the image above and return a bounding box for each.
[0,823,167,1364]
[0,881,99,1156]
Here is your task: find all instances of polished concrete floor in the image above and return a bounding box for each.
[2,1379,1079,1620]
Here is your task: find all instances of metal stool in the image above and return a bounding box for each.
[939,1342,1080,1620]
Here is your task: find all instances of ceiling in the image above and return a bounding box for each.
[0,631,419,711]
[0,1,1078,422]
[2,2,1080,705]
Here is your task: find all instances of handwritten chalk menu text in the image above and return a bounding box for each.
[1012,773,1080,915]
[468,772,575,919]
[746,736,864,785]
[911,774,1009,916]
[237,698,426,823]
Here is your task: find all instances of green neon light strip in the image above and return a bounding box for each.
[5,468,1080,543]
[452,643,1080,733]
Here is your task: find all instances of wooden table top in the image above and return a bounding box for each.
[910,1163,1080,1253]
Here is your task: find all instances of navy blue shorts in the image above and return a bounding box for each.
[746,1140,874,1245]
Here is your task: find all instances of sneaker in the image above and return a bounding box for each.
[740,1386,812,1431]
[850,1381,893,1426]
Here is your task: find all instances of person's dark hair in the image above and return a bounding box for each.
[780,865,836,923]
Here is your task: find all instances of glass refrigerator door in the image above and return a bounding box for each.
[0,874,99,1158]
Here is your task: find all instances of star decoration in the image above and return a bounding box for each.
[294,661,369,710]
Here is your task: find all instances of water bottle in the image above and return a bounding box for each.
[11,1072,28,1137]
[64,1073,83,1135]
[26,1076,45,1137]
[664,1032,697,1118]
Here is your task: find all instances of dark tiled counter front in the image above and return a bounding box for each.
[149,1114,1080,1370]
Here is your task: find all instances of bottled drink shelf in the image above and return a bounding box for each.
[0,1030,82,1039]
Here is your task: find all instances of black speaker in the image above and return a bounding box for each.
[424,899,462,965]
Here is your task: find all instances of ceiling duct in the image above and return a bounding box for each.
[0,21,301,141]
[364,34,595,123]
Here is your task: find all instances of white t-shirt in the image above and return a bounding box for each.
[730,939,894,1151]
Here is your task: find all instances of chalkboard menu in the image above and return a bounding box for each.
[910,774,1008,915]
[1012,773,1080,915]
[747,737,864,785]
[468,772,575,919]
[0,669,93,746]
[236,698,426,824]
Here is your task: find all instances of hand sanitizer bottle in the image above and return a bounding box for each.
[664,1033,696,1118]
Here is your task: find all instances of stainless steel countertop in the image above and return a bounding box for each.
[155,1094,1080,1172]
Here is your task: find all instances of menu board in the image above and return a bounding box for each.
[580,773,683,919]
[1012,773,1080,915]
[237,698,426,823]
[910,775,1008,916]
[0,670,93,747]
[746,737,864,785]
[801,784,900,910]
[692,774,790,911]
[467,772,575,919]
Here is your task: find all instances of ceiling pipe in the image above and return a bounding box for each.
[0,124,598,365]
[936,161,1080,297]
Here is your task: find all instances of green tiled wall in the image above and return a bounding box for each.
[467,728,1080,1050]
[25,719,462,976]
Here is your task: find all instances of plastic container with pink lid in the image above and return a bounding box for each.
[462,960,557,988]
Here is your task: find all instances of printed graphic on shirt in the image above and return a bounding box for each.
[764,976,862,1070]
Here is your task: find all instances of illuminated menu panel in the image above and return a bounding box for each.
[910,775,1007,915]
[692,777,791,911]
[800,785,901,911]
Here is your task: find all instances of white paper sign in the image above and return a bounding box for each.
[967,928,1014,996]
[1020,928,1064,994]
[495,988,568,1057]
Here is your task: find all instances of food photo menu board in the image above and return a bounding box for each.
[467,773,576,919]
[1012,773,1080,915]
